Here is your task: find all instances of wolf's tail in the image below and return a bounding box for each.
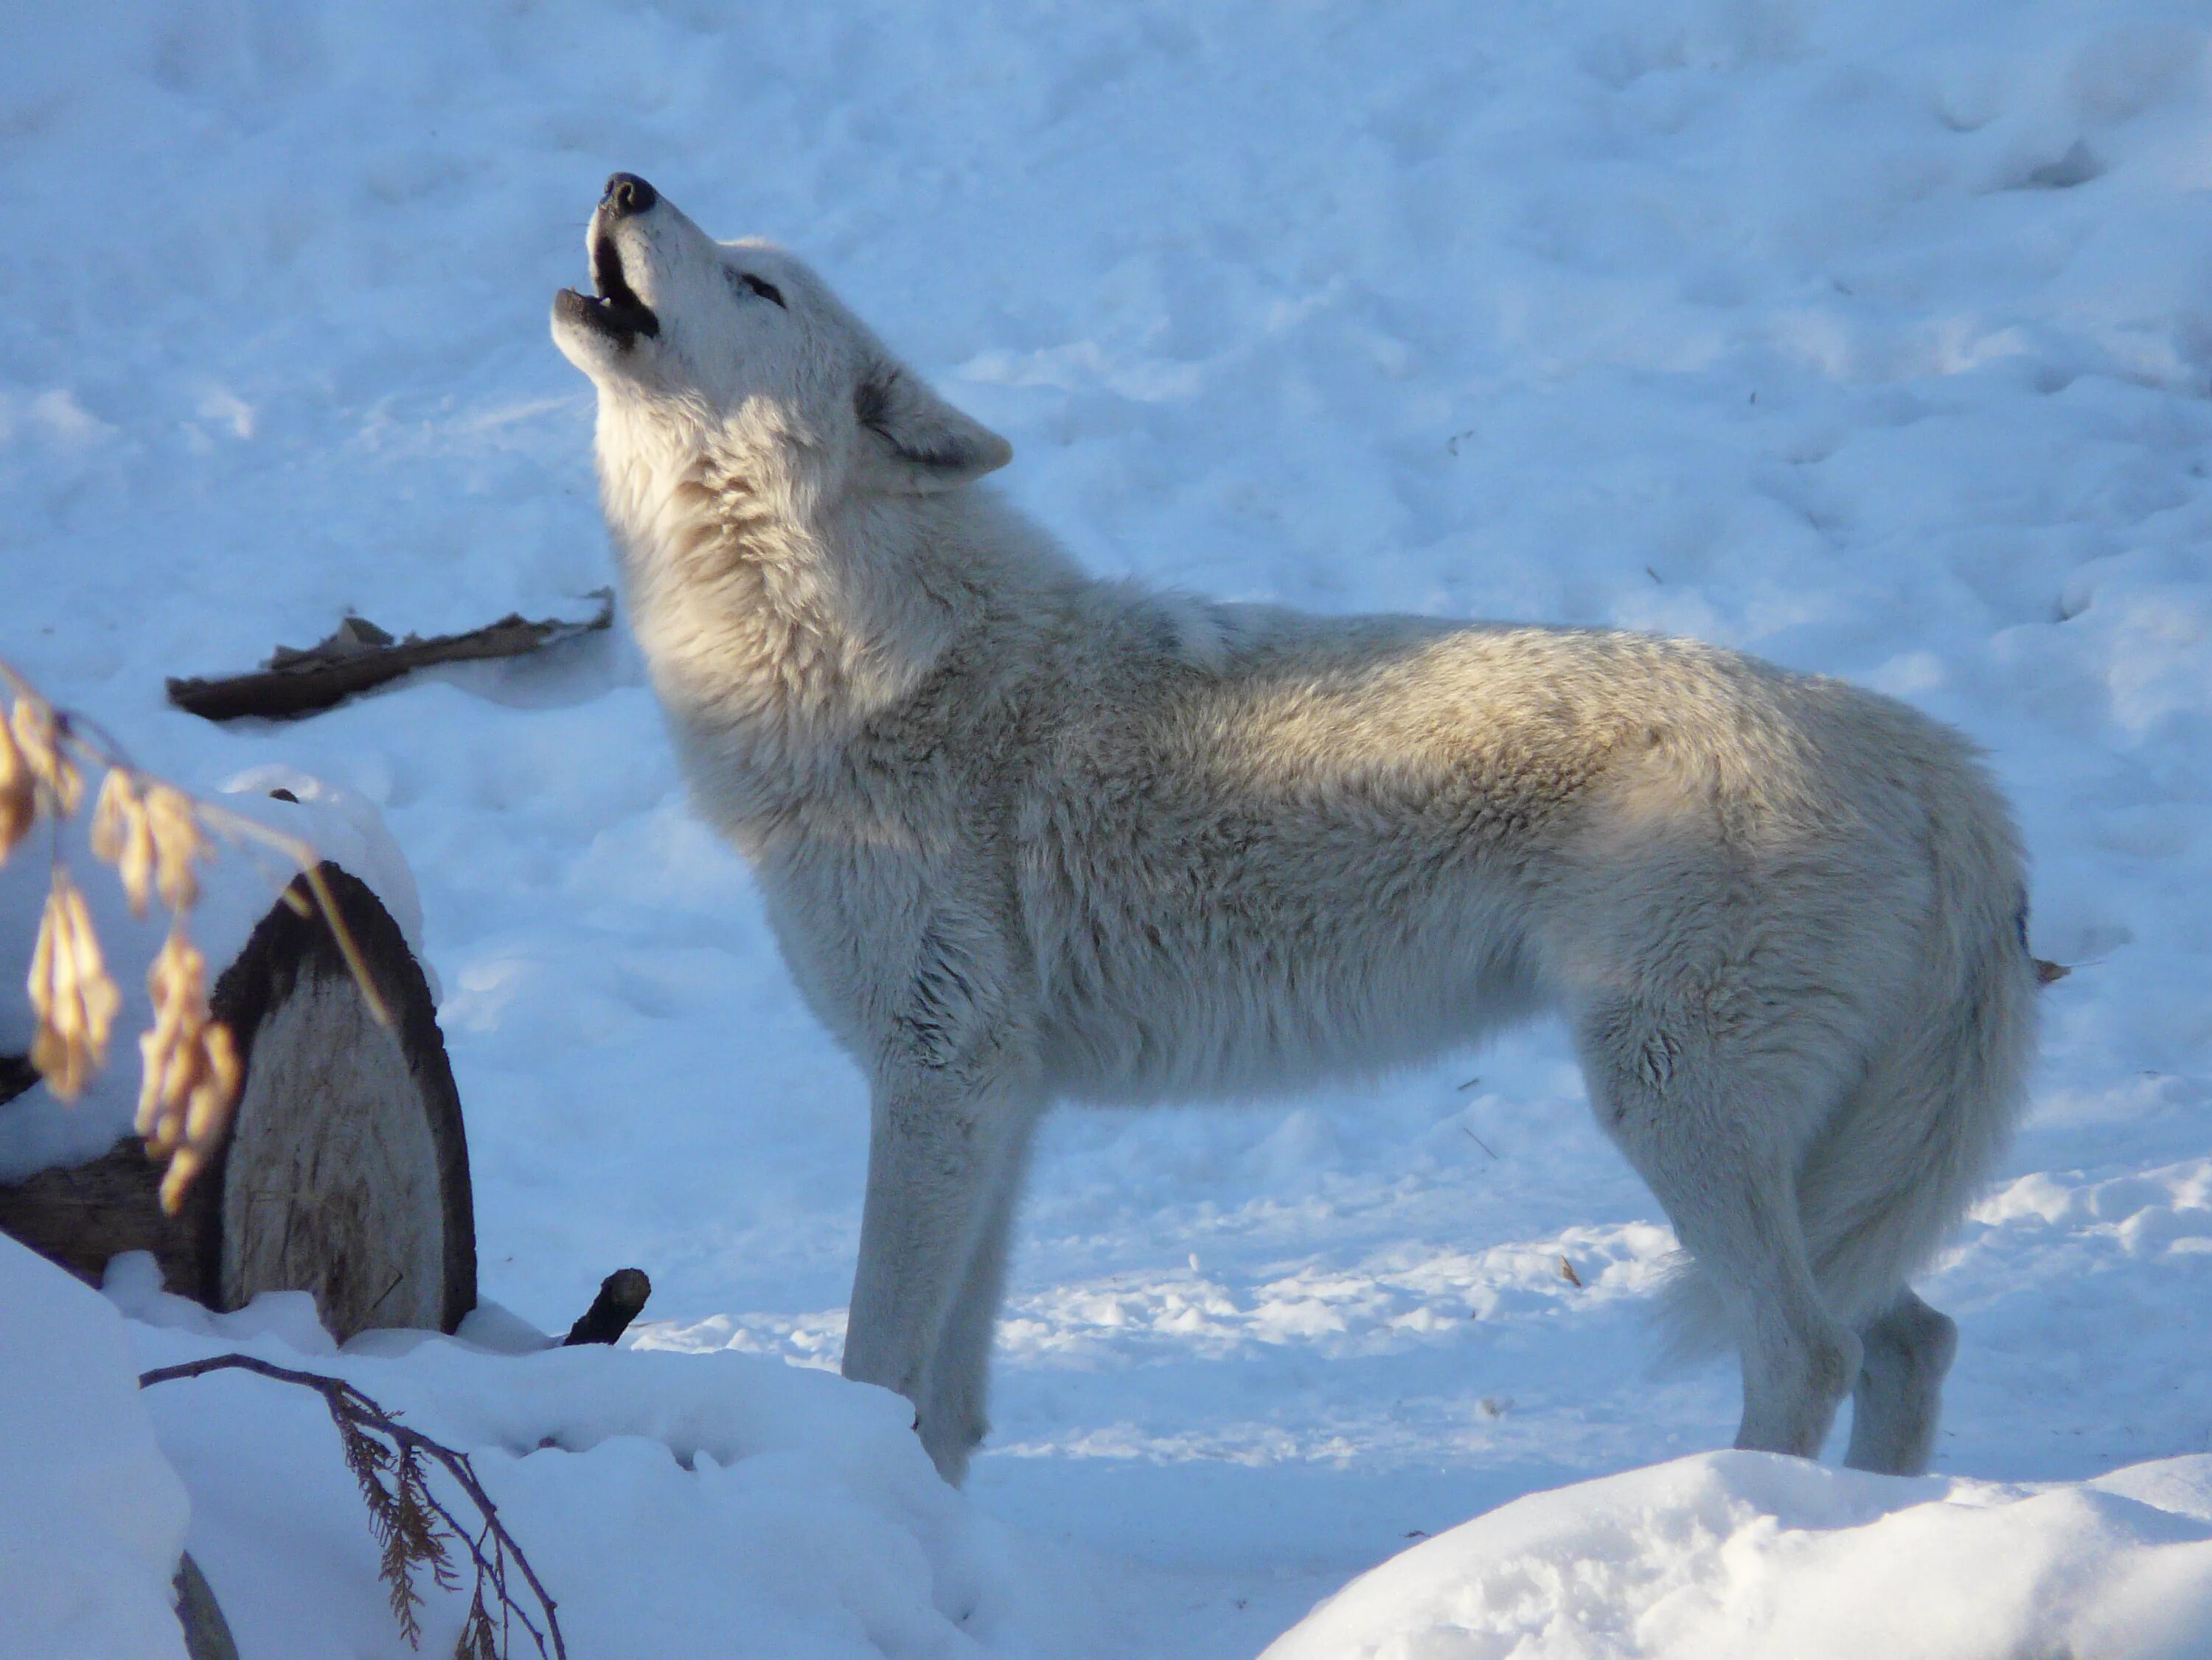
[1661,743,2039,1352]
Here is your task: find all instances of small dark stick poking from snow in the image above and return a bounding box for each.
[563,1268,652,1346]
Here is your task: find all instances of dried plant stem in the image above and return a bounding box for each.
[291,855,392,1027]
[140,1353,565,1660]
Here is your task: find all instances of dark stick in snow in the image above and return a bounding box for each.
[563,1267,653,1345]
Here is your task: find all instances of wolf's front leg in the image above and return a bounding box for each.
[917,1125,1039,1484]
[841,1046,1040,1484]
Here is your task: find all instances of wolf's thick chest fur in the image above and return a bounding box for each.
[555,174,2036,1486]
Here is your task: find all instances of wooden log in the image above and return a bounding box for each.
[0,864,475,1340]
[0,1134,218,1305]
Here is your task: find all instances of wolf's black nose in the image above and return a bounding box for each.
[602,173,658,217]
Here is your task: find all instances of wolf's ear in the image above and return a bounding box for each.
[854,361,1011,490]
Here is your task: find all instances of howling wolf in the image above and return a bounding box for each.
[553,173,2037,1485]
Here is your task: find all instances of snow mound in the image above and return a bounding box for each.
[1265,1451,2212,1660]
[110,1260,1134,1660]
[0,1237,189,1660]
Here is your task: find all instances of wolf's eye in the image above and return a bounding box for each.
[728,269,786,309]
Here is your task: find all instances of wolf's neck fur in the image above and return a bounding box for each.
[594,399,1021,823]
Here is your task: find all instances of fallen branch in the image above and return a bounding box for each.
[140,1353,565,1660]
[166,593,614,723]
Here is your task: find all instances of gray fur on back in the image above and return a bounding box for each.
[554,179,2037,1484]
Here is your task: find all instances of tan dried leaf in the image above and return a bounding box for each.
[136,1022,181,1148]
[0,715,33,864]
[156,1145,206,1217]
[68,883,119,1052]
[155,1024,240,1215]
[27,1023,87,1101]
[10,696,82,816]
[91,770,159,915]
[136,933,210,1147]
[147,929,208,1010]
[142,784,212,911]
[184,1023,239,1145]
[27,869,121,1101]
[139,1042,204,1155]
[88,770,127,860]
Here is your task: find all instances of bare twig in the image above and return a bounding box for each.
[140,1353,565,1660]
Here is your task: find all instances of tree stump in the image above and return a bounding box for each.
[0,864,475,1340]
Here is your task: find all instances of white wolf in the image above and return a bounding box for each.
[553,174,2037,1485]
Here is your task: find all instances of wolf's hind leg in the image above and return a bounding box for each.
[1844,1288,1957,1475]
[1693,1157,1860,1459]
[1577,998,1860,1459]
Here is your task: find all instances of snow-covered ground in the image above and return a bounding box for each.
[6,1,2212,1653]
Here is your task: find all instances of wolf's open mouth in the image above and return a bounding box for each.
[558,234,660,347]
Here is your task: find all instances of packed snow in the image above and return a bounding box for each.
[4,0,2212,1654]
[1264,1451,2212,1660]
[0,1237,187,1660]
[100,1251,1138,1660]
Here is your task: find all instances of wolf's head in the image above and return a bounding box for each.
[552,174,1011,501]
